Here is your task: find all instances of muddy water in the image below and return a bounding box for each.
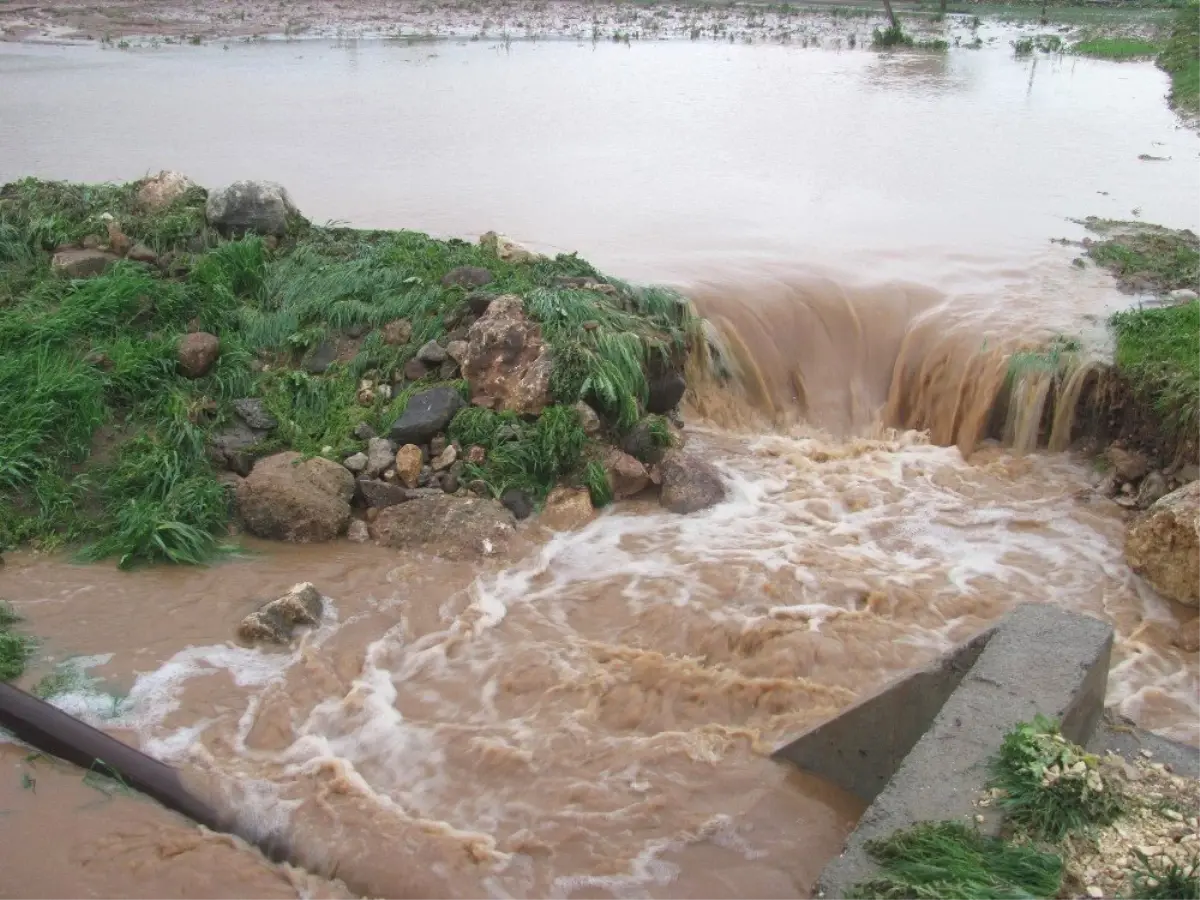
[1,32,1200,900]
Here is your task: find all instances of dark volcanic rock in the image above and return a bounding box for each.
[389,386,464,446]
[233,398,278,431]
[501,488,534,521]
[304,340,338,375]
[646,371,686,415]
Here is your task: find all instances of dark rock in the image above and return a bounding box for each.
[442,472,460,494]
[1137,471,1170,510]
[622,418,667,465]
[417,340,447,365]
[357,478,410,510]
[233,398,278,431]
[52,248,118,278]
[353,422,377,441]
[468,479,490,496]
[418,465,433,487]
[430,435,448,456]
[646,371,686,415]
[659,450,726,514]
[126,242,158,265]
[178,332,220,378]
[374,494,515,559]
[343,452,369,474]
[604,449,651,500]
[442,266,493,290]
[345,322,370,339]
[466,292,494,316]
[388,385,464,446]
[304,340,338,375]
[446,328,470,345]
[205,180,302,237]
[403,358,428,381]
[210,421,263,476]
[438,360,459,381]
[236,452,354,542]
[238,583,323,644]
[501,488,534,520]
[575,402,602,437]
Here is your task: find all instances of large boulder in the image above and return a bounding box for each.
[1126,481,1200,607]
[177,332,220,378]
[388,386,464,446]
[205,180,301,237]
[659,450,727,514]
[374,494,515,559]
[462,295,553,415]
[238,583,324,645]
[51,248,117,278]
[236,452,355,542]
[135,171,197,212]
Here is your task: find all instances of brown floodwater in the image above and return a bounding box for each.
[0,29,1198,900]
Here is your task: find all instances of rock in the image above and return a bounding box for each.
[344,322,369,339]
[126,242,158,265]
[479,231,543,264]
[233,398,277,431]
[1099,473,1121,498]
[442,266,493,289]
[468,479,490,496]
[622,418,668,465]
[365,436,396,478]
[418,465,433,487]
[1125,481,1200,607]
[604,449,650,501]
[374,495,515,559]
[1178,464,1200,484]
[303,340,338,375]
[417,339,447,365]
[135,171,197,211]
[659,450,727,514]
[106,220,131,257]
[209,421,263,476]
[463,295,553,415]
[353,422,377,441]
[466,292,494,316]
[389,386,464,446]
[382,319,413,346]
[356,380,375,406]
[347,519,371,543]
[402,357,428,381]
[430,435,448,456]
[1169,289,1198,304]
[575,401,602,436]
[236,452,354,542]
[501,488,534,520]
[1107,446,1149,483]
[446,340,470,366]
[205,180,301,237]
[431,445,458,471]
[357,478,410,510]
[237,583,324,644]
[394,444,424,488]
[1175,618,1200,653]
[343,452,369,474]
[467,445,487,465]
[646,371,687,414]
[51,248,117,278]
[1137,471,1169,509]
[438,360,459,380]
[540,487,595,531]
[177,332,220,378]
[442,472,460,494]
[81,234,103,250]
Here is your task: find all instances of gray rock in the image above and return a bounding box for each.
[403,357,428,381]
[374,494,515,559]
[442,472,460,494]
[389,386,464,446]
[659,450,727,514]
[347,519,371,543]
[357,478,410,509]
[353,422,377,441]
[233,398,278,431]
[343,452,369,474]
[446,340,470,365]
[205,180,302,237]
[237,582,324,644]
[1178,464,1200,484]
[209,420,263,476]
[622,417,668,465]
[442,266,493,289]
[417,340,447,365]
[365,436,397,478]
[466,292,494,316]
[304,340,338,374]
[646,371,686,414]
[438,360,459,381]
[501,488,534,520]
[432,444,458,471]
[1137,471,1170,509]
[51,248,118,278]
[430,435,448,457]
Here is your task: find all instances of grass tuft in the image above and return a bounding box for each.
[1129,850,1200,899]
[1110,300,1200,444]
[1157,0,1199,112]
[1073,36,1161,59]
[0,602,35,681]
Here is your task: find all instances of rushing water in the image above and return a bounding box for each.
[0,33,1198,900]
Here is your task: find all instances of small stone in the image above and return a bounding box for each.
[442,472,460,494]
[347,519,371,543]
[467,445,486,465]
[395,444,424,488]
[418,465,433,487]
[233,397,277,431]
[1138,845,1161,858]
[1163,808,1183,821]
[403,357,428,381]
[1140,749,1154,758]
[1169,288,1198,304]
[1086,887,1103,899]
[1122,763,1142,781]
[1189,817,1198,829]
[344,452,369,474]
[177,332,220,378]
[127,242,158,265]
[974,814,984,824]
[417,339,447,365]
[430,435,448,456]
[468,479,490,496]
[381,318,413,346]
[446,340,469,365]
[1108,446,1150,483]
[303,340,337,375]
[365,437,396,477]
[353,422,377,441]
[432,444,457,471]
[357,478,409,510]
[501,488,534,520]
[574,401,602,436]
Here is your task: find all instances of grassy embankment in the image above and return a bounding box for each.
[1156,0,1199,111]
[0,178,694,569]
[849,716,1199,900]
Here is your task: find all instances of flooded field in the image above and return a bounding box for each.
[0,19,1198,900]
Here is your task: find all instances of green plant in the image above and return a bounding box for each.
[584,459,612,508]
[1013,36,1035,54]
[1110,300,1200,442]
[0,602,35,681]
[1157,0,1199,111]
[873,23,914,46]
[989,715,1126,841]
[1073,36,1161,59]
[1129,850,1200,899]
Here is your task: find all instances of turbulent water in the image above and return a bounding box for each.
[1,31,1198,900]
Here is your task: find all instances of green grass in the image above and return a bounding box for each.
[846,821,1064,899]
[0,176,693,565]
[872,23,914,47]
[1073,36,1161,58]
[1157,0,1199,111]
[1129,850,1200,899]
[0,602,36,681]
[1110,300,1200,443]
[1082,220,1200,293]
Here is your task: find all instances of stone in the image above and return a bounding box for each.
[177,332,220,378]
[356,380,375,406]
[237,583,323,644]
[1086,886,1104,899]
[135,170,197,211]
[233,398,277,431]
[1169,289,1199,304]
[432,445,458,471]
[468,479,489,496]
[394,444,424,488]
[479,231,543,264]
[1099,473,1120,498]
[381,318,413,346]
[621,417,669,465]
[403,357,429,381]
[604,449,650,501]
[365,437,396,478]
[442,472,460,494]
[438,360,459,381]
[236,452,355,542]
[347,519,371,543]
[51,248,117,278]
[466,292,494,316]
[442,266,493,289]
[343,452,369,474]
[106,220,131,257]
[501,488,534,520]
[1125,481,1200,607]
[389,386,464,446]
[417,339,447,365]
[463,295,553,415]
[357,478,410,510]
[1174,620,1199,653]
[445,340,470,366]
[467,445,487,465]
[430,435,448,456]
[646,370,687,414]
[1178,464,1199,484]
[126,242,158,265]
[205,180,301,237]
[1136,471,1169,509]
[659,450,727,514]
[540,487,595,531]
[345,322,369,339]
[574,401,602,436]
[418,465,433,487]
[209,420,262,476]
[374,494,515,559]
[353,422,377,441]
[1107,446,1149,483]
[303,340,338,375]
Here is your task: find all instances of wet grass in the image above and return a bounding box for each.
[0,602,36,682]
[1130,851,1200,899]
[1080,219,1200,293]
[1157,0,1199,112]
[1073,36,1161,58]
[0,177,695,564]
[1110,300,1200,446]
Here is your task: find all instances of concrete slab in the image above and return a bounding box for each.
[775,603,1114,898]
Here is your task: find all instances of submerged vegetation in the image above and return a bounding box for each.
[0,602,35,681]
[0,177,695,566]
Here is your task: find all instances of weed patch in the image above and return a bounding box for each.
[0,602,36,681]
[1110,300,1200,444]
[1157,0,1199,112]
[1073,36,1161,58]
